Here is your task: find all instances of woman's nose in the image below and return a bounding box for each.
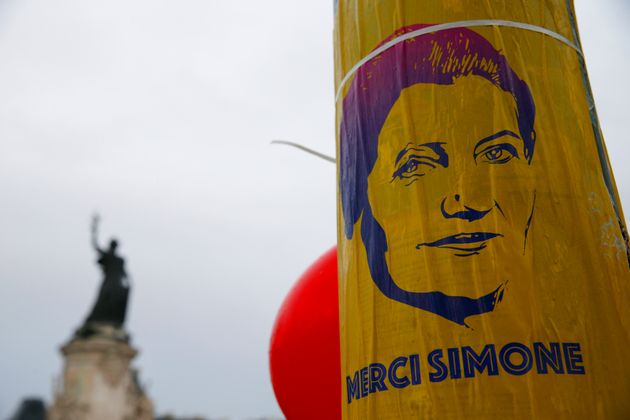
[440,194,492,222]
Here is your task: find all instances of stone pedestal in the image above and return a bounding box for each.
[48,326,153,420]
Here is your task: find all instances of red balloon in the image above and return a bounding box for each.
[269,247,341,420]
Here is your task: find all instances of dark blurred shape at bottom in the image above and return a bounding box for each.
[9,398,46,420]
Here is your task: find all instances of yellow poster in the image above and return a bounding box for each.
[335,1,630,418]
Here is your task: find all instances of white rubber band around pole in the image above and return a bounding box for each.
[335,19,582,103]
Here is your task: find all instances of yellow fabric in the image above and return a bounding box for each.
[335,1,630,418]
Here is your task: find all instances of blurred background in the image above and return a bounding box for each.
[0,0,628,418]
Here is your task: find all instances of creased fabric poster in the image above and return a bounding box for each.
[335,1,630,418]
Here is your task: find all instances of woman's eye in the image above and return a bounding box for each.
[477,144,519,164]
[485,148,505,161]
[402,161,418,174]
[392,158,435,180]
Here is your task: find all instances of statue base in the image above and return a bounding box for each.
[48,328,153,420]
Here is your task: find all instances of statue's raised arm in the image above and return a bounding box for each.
[91,214,103,254]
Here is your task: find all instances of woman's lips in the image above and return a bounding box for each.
[416,232,503,256]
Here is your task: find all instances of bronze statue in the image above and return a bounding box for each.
[77,215,130,337]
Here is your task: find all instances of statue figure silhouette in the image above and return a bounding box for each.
[82,215,130,330]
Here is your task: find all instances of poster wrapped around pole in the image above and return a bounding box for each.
[335,1,630,418]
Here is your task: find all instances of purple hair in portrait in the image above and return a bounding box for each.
[339,24,536,326]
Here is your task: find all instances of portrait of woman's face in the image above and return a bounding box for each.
[366,76,536,299]
[340,25,538,324]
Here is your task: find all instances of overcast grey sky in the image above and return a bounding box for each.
[0,1,628,418]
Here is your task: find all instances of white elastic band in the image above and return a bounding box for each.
[271,140,336,163]
[335,19,582,102]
